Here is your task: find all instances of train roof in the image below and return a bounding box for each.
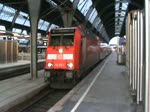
[51,27,77,30]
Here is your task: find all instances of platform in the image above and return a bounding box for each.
[0,59,45,69]
[48,52,134,112]
[0,59,45,80]
[0,70,47,112]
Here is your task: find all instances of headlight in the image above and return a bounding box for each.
[58,48,63,53]
[67,63,73,68]
[48,63,53,67]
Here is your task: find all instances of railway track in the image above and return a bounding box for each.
[7,87,69,112]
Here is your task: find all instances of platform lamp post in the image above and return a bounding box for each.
[145,0,150,112]
[27,0,41,79]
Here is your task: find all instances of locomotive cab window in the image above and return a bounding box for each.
[50,36,61,46]
[62,35,74,46]
[50,34,74,46]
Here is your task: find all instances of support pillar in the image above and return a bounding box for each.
[61,0,80,27]
[61,8,74,27]
[72,0,80,9]
[27,0,41,79]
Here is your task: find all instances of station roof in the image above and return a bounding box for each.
[0,0,144,42]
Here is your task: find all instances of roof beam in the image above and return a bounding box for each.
[10,10,20,30]
[0,4,4,14]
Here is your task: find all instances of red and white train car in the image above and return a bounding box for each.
[44,27,110,88]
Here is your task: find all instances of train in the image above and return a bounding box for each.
[44,27,111,88]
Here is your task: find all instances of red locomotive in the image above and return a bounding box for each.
[44,27,111,88]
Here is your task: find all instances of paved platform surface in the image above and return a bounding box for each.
[49,52,134,112]
[0,70,47,112]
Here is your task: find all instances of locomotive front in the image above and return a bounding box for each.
[44,28,81,88]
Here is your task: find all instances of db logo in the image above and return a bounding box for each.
[57,54,63,59]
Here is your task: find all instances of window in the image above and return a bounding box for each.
[40,21,49,31]
[50,36,61,46]
[62,35,74,46]
[0,3,3,10]
[12,28,22,33]
[48,24,59,31]
[0,5,16,22]
[15,11,28,25]
[0,25,6,30]
[77,0,92,16]
[24,16,30,26]
[50,34,74,46]
[88,9,97,23]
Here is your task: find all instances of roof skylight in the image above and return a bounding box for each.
[115,0,128,35]
[0,5,16,22]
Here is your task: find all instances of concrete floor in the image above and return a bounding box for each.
[49,52,135,112]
